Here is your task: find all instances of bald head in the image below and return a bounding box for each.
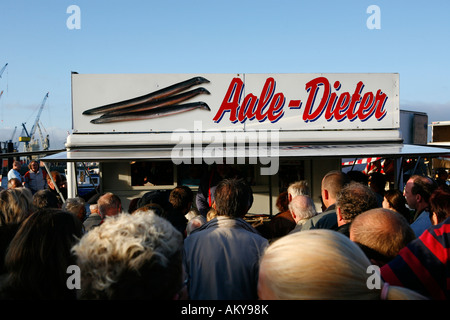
[97,192,122,218]
[350,208,416,265]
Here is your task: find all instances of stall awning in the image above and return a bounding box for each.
[41,143,450,163]
[342,157,382,166]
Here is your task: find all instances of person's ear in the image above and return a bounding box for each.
[431,212,439,225]
[415,194,422,204]
[323,189,329,201]
[337,207,344,222]
[290,209,296,220]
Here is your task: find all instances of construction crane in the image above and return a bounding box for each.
[2,126,17,151]
[19,92,49,152]
[36,122,49,150]
[0,63,7,78]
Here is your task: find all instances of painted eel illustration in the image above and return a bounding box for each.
[100,87,210,116]
[90,102,211,124]
[82,76,210,116]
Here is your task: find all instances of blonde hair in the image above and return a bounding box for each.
[0,188,33,226]
[259,229,426,300]
[72,210,183,299]
[206,207,217,221]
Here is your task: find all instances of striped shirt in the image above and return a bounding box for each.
[381,217,450,300]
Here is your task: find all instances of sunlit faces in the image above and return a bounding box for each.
[403,179,416,210]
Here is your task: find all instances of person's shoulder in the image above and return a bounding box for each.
[311,209,336,222]
[83,214,102,225]
[420,217,450,240]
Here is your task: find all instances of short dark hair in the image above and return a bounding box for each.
[430,186,450,224]
[322,171,349,199]
[32,189,60,209]
[214,178,253,218]
[410,175,438,204]
[169,186,193,211]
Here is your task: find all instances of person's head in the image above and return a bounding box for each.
[72,211,185,300]
[28,160,39,173]
[32,189,60,210]
[12,160,21,170]
[63,197,87,222]
[289,195,317,225]
[136,203,164,216]
[403,175,437,212]
[368,172,386,194]
[3,208,82,299]
[321,171,348,209]
[169,186,193,215]
[336,182,379,226]
[46,171,62,191]
[137,190,170,216]
[382,189,411,222]
[347,170,368,185]
[429,186,450,225]
[89,204,98,215]
[258,229,426,300]
[287,181,310,201]
[435,168,448,183]
[349,208,416,266]
[127,197,140,214]
[276,191,289,213]
[97,192,122,218]
[7,178,22,189]
[0,188,33,226]
[213,178,253,218]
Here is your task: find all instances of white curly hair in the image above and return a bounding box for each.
[72,210,183,299]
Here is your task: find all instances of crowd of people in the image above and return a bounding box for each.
[0,159,449,300]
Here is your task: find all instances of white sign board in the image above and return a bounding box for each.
[72,73,399,134]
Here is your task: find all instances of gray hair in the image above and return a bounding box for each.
[72,211,183,299]
[62,197,85,214]
[287,180,310,197]
[288,195,317,225]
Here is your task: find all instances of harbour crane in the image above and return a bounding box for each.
[0,63,7,78]
[19,92,50,152]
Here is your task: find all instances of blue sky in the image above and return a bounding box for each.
[0,0,449,149]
